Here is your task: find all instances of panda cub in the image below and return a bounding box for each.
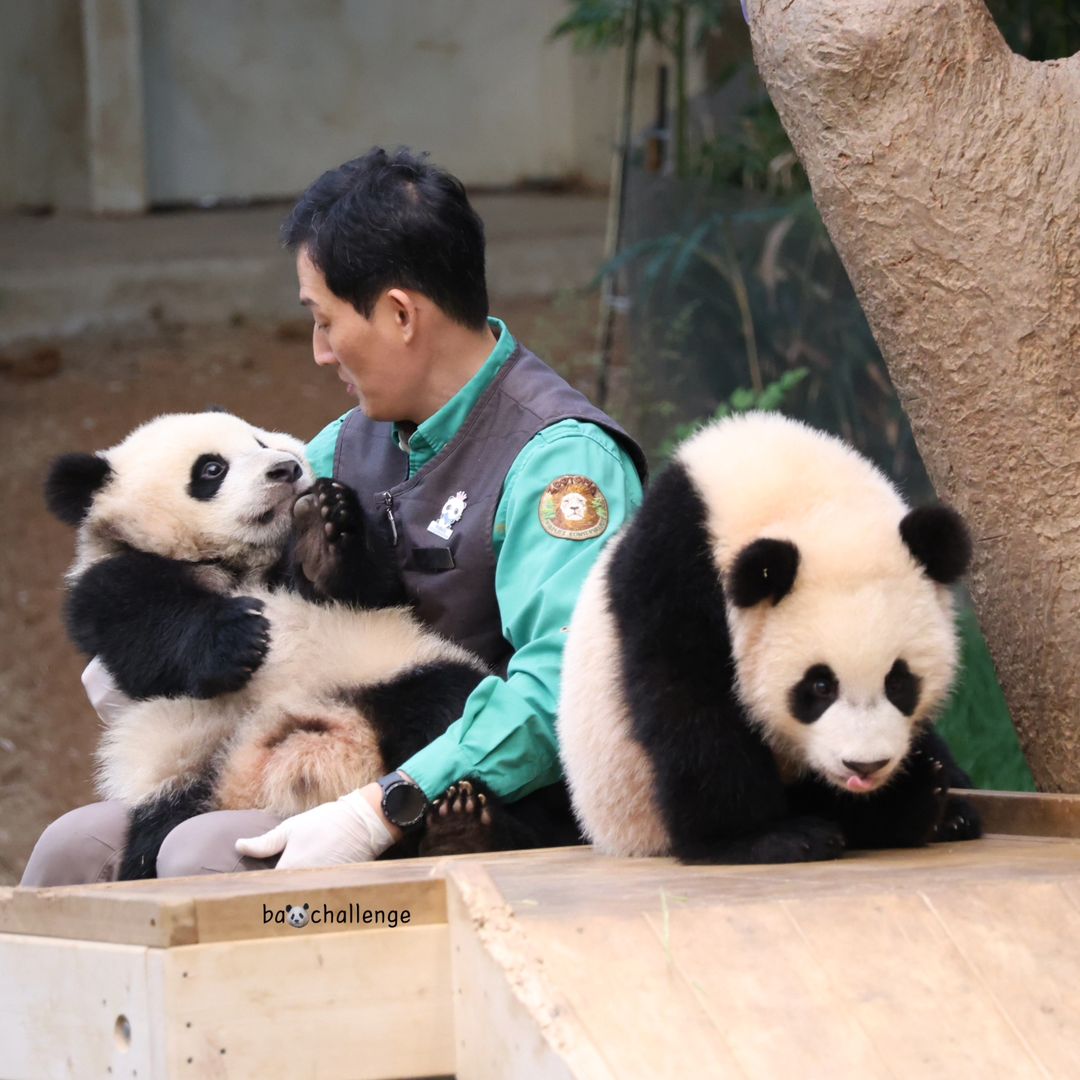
[558,412,981,864]
[46,411,489,879]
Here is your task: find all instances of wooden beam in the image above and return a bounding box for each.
[957,789,1080,839]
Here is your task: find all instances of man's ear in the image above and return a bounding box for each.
[384,288,417,343]
[45,453,112,526]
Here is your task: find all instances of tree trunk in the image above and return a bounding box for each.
[747,0,1080,790]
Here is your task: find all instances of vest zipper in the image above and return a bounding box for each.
[382,491,398,545]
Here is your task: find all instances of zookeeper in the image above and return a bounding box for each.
[20,146,646,885]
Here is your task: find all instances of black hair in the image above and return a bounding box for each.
[281,146,489,330]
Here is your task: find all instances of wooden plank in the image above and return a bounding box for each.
[0,860,447,947]
[446,863,611,1080]
[778,892,1047,1077]
[959,789,1080,838]
[924,880,1080,1076]
[484,836,1080,921]
[157,925,454,1079]
[523,912,748,1077]
[0,933,164,1079]
[0,845,586,947]
[647,903,889,1077]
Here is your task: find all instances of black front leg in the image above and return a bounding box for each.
[789,726,956,850]
[68,550,270,699]
[288,479,405,609]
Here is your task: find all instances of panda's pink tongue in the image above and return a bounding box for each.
[846,775,875,793]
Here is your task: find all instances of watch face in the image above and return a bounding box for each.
[384,781,427,827]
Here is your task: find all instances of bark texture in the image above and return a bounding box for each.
[748,0,1080,790]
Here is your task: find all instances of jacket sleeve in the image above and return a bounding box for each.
[399,420,644,801]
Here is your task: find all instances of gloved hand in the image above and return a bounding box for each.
[235,788,395,868]
[82,657,134,724]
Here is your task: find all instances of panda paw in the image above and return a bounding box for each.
[678,815,846,865]
[932,794,983,843]
[291,479,362,598]
[417,779,498,857]
[188,596,270,698]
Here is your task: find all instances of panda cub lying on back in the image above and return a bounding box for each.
[46,412,489,879]
[559,412,981,863]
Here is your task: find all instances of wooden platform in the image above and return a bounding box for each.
[3,792,1080,1078]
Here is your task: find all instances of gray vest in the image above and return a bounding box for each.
[333,344,647,671]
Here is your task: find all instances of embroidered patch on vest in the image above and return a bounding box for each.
[427,491,468,540]
[539,476,608,540]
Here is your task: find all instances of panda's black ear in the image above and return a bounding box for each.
[900,505,972,585]
[729,538,800,608]
[44,453,112,526]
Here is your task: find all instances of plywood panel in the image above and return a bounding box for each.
[0,933,163,1079]
[925,881,1080,1076]
[159,925,453,1079]
[648,904,888,1077]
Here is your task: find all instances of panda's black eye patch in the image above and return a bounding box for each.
[788,664,839,724]
[189,454,229,500]
[884,659,921,716]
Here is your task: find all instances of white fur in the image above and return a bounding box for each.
[556,542,669,856]
[559,412,962,855]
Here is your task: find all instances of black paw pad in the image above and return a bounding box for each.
[418,778,500,857]
[313,478,361,552]
[427,779,493,829]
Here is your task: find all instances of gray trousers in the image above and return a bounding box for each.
[19,800,284,887]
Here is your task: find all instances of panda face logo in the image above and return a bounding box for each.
[286,902,310,928]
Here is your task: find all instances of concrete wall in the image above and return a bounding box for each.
[139,0,626,201]
[0,3,88,211]
[1,0,668,212]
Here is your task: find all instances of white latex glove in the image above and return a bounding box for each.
[235,789,394,869]
[82,657,134,724]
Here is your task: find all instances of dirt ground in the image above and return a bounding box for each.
[0,292,608,884]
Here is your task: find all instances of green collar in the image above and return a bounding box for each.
[393,317,516,477]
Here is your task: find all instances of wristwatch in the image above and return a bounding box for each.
[377,771,429,833]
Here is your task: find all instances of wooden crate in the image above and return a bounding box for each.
[3,792,1080,1079]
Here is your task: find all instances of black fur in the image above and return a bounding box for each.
[884,659,921,716]
[787,727,980,849]
[788,664,840,724]
[118,777,215,880]
[900,505,972,585]
[45,452,112,525]
[66,549,269,699]
[342,662,487,768]
[188,454,229,500]
[729,537,800,608]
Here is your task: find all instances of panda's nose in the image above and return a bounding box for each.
[842,758,891,779]
[266,460,302,484]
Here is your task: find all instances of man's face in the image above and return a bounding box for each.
[296,249,414,421]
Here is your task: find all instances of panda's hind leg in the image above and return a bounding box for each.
[118,777,214,880]
[417,778,567,857]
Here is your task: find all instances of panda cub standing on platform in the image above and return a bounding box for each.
[46,412,489,879]
[558,412,981,863]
